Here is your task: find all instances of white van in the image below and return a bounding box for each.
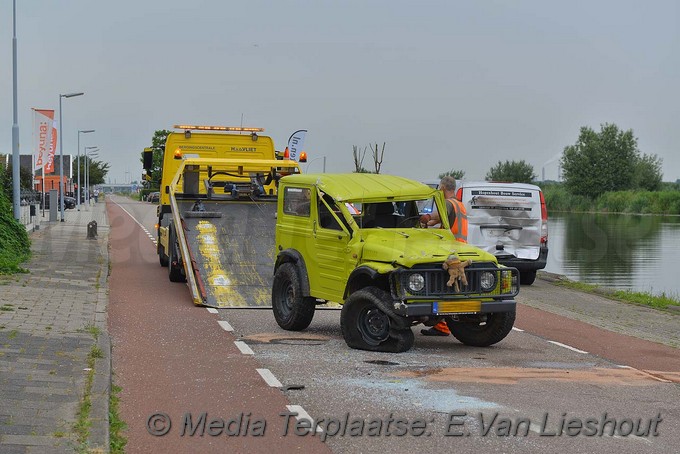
[456,181,548,285]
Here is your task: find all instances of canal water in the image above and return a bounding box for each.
[544,212,680,297]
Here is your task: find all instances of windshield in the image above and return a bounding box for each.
[349,198,438,229]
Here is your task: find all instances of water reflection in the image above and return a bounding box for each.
[545,212,680,297]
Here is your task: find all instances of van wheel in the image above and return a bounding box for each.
[168,224,186,283]
[341,287,414,353]
[520,270,536,286]
[272,263,315,330]
[446,311,515,347]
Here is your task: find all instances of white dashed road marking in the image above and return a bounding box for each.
[217,320,234,332]
[206,308,218,314]
[511,327,524,332]
[286,405,323,433]
[547,340,588,354]
[234,341,254,355]
[256,369,282,388]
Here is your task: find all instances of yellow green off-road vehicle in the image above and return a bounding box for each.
[272,173,520,352]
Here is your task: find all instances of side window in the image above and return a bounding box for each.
[283,187,311,217]
[318,195,342,230]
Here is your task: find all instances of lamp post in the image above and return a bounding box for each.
[58,92,84,221]
[11,0,20,220]
[84,147,98,209]
[77,130,95,211]
[304,156,326,173]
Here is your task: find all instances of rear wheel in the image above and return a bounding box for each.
[520,270,536,286]
[446,311,515,347]
[272,263,315,330]
[341,287,414,353]
[168,223,185,283]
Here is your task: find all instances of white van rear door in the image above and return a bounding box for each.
[464,186,542,260]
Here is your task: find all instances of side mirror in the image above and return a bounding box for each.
[143,147,153,171]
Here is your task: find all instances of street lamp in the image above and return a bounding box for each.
[11,0,20,220]
[304,156,326,173]
[58,91,85,221]
[84,147,98,210]
[77,130,95,211]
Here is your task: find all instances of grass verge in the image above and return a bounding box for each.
[552,278,680,311]
[109,384,128,453]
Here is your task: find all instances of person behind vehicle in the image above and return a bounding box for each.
[419,176,467,242]
[419,176,469,336]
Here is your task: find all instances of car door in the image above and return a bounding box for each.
[308,191,354,301]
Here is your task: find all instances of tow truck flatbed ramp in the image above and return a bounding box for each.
[180,199,278,308]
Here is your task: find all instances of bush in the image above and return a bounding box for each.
[0,188,31,274]
[542,184,680,215]
[597,191,630,213]
[542,184,593,212]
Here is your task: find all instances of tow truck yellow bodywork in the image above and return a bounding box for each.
[145,125,302,307]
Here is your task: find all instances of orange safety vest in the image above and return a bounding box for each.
[447,197,468,243]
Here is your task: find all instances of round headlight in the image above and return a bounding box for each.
[408,273,425,292]
[480,271,497,291]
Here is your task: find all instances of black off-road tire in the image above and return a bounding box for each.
[520,270,536,286]
[168,224,186,283]
[446,311,515,347]
[272,263,315,331]
[341,287,414,353]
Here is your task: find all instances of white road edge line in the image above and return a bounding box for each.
[206,308,218,314]
[234,341,254,355]
[286,405,324,433]
[256,368,283,388]
[547,340,588,354]
[217,320,233,332]
[112,200,151,233]
[511,327,524,332]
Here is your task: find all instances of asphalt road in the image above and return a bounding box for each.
[108,195,680,453]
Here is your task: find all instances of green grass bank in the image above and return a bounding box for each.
[0,190,31,274]
[540,183,680,215]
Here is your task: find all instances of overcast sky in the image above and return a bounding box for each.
[2,0,679,185]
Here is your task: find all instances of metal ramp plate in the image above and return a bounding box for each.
[180,200,278,308]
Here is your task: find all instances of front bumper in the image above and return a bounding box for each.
[498,246,548,272]
[393,299,517,317]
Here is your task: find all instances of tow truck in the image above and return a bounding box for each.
[143,125,303,307]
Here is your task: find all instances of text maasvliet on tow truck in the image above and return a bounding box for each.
[142,124,305,308]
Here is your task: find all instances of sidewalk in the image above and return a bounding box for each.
[0,201,110,453]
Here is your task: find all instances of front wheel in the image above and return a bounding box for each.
[446,311,515,347]
[341,287,414,353]
[272,263,315,331]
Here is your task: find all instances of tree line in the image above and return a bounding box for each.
[355,123,668,202]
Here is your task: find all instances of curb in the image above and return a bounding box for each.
[88,206,112,452]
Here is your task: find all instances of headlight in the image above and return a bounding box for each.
[480,271,497,291]
[408,273,425,292]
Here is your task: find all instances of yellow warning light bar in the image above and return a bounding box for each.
[174,125,265,132]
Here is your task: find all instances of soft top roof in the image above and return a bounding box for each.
[282,173,437,202]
